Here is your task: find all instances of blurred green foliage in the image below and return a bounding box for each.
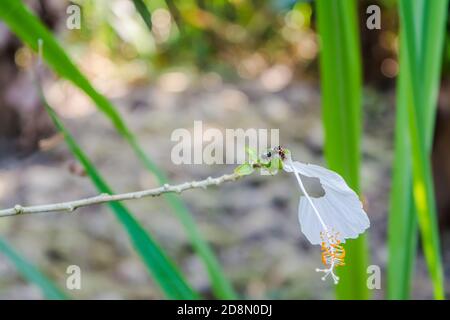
[0,0,449,300]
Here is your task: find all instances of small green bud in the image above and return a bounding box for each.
[234,163,254,176]
[245,147,258,163]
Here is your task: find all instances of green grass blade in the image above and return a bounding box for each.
[387,41,418,299]
[0,237,67,299]
[43,102,198,300]
[132,0,153,30]
[0,0,235,299]
[389,0,448,299]
[316,0,369,299]
[388,0,448,299]
[420,1,449,143]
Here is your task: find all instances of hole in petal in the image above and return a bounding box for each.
[298,174,325,198]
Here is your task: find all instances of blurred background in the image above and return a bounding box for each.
[0,0,449,299]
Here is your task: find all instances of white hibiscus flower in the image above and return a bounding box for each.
[267,146,370,284]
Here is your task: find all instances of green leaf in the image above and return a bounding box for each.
[234,163,254,176]
[43,100,198,300]
[0,237,67,300]
[0,0,235,299]
[132,0,153,31]
[389,0,448,299]
[316,0,369,299]
[387,43,418,299]
[245,147,258,163]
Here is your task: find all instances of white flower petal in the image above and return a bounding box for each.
[297,196,323,244]
[288,161,370,245]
